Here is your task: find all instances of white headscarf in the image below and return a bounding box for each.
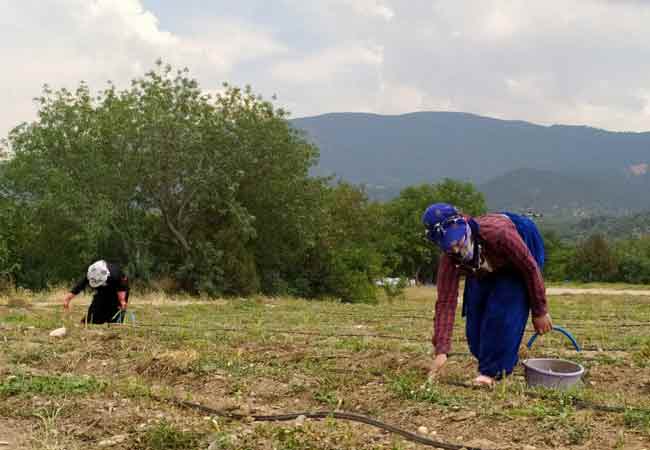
[87,260,110,288]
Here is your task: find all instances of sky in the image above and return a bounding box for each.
[3,0,650,141]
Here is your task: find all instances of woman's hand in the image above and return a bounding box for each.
[533,313,552,334]
[118,291,127,310]
[63,292,74,311]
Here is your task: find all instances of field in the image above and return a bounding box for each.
[1,286,650,450]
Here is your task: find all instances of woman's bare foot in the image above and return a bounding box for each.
[473,374,495,386]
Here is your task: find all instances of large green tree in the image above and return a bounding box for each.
[2,62,321,295]
[540,229,574,281]
[615,236,650,284]
[300,182,385,302]
[567,234,619,282]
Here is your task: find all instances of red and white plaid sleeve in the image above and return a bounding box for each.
[433,254,460,355]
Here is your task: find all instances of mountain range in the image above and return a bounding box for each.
[291,112,650,216]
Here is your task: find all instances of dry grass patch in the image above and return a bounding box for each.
[136,349,200,378]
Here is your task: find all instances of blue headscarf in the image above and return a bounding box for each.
[422,203,469,253]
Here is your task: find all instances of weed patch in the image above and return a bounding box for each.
[389,371,462,407]
[0,373,106,397]
[138,420,203,450]
[624,408,650,430]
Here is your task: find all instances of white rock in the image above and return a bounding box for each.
[98,434,127,447]
[417,426,428,435]
[295,414,306,426]
[49,327,67,338]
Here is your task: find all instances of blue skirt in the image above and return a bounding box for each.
[463,213,544,377]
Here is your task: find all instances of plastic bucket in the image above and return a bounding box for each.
[522,326,584,390]
[522,358,584,389]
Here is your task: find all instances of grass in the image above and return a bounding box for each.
[623,409,650,430]
[31,404,71,450]
[8,344,58,364]
[389,370,462,407]
[632,343,650,367]
[0,373,106,397]
[1,285,650,449]
[138,420,203,450]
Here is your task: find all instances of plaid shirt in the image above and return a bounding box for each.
[433,214,548,355]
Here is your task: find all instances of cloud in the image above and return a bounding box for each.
[0,0,286,138]
[372,0,650,130]
[4,0,650,135]
[338,0,395,21]
[271,43,383,84]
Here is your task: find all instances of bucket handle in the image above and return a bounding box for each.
[526,325,581,352]
[110,310,136,324]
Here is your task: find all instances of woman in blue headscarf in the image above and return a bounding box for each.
[422,203,552,386]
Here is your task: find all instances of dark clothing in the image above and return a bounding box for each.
[71,263,129,324]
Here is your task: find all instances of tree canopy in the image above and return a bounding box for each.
[2,62,649,297]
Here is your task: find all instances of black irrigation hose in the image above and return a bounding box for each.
[0,332,620,369]
[16,304,650,337]
[159,395,486,450]
[9,315,640,352]
[0,361,481,449]
[151,310,650,335]
[295,309,650,330]
[2,317,644,353]
[136,320,426,342]
[193,307,650,329]
[132,320,644,352]
[124,299,649,328]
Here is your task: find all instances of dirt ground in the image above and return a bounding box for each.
[0,419,31,449]
[1,287,650,449]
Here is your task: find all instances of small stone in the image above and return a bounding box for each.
[417,426,429,435]
[465,439,507,450]
[49,327,67,338]
[97,434,128,447]
[452,411,477,421]
[295,415,306,426]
